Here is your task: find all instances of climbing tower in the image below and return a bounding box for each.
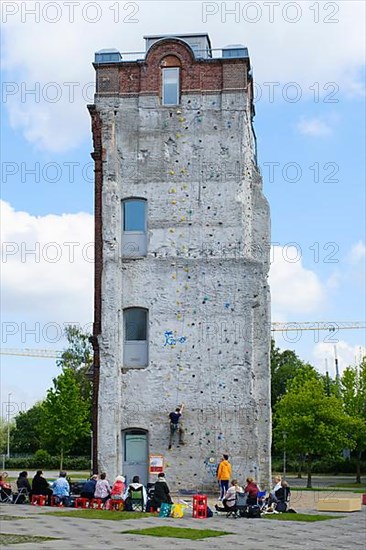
[89,34,271,491]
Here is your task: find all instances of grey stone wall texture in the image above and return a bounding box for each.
[91,37,271,493]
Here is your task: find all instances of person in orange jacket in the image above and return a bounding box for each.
[216,454,232,500]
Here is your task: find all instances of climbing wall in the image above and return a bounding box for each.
[96,87,270,491]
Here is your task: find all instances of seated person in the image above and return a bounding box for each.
[123,476,147,511]
[32,470,53,505]
[244,477,259,505]
[275,480,291,503]
[110,475,125,500]
[80,475,98,500]
[215,479,244,512]
[94,472,111,504]
[52,471,71,506]
[0,473,13,499]
[267,475,282,507]
[15,471,31,503]
[150,472,173,510]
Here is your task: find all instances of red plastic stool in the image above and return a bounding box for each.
[192,494,207,519]
[109,499,124,511]
[90,498,104,510]
[74,497,90,509]
[50,496,63,507]
[31,495,46,506]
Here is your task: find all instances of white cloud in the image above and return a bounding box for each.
[1,0,365,152]
[269,245,326,320]
[347,240,366,264]
[0,200,94,328]
[313,340,366,377]
[296,116,333,137]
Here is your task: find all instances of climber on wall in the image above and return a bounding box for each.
[168,403,185,449]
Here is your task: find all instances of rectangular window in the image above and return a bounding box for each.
[124,308,147,341]
[162,68,180,105]
[123,200,145,232]
[122,199,147,257]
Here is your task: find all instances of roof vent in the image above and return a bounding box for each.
[94,49,122,64]
[222,44,249,59]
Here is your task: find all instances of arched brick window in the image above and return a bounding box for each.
[161,55,181,106]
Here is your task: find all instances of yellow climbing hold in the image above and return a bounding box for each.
[168,188,176,194]
[171,200,177,205]
[176,133,181,138]
[169,228,175,233]
[178,117,185,123]
[168,170,175,175]
[179,216,186,222]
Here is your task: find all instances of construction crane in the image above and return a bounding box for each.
[0,348,62,358]
[0,321,364,358]
[271,321,365,332]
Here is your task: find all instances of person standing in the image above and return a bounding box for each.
[217,454,232,501]
[168,403,185,449]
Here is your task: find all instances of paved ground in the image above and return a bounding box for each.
[1,492,365,550]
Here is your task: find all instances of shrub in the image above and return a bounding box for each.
[34,449,52,468]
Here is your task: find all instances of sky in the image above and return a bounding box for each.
[1,0,365,419]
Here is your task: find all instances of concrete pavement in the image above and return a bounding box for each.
[1,494,365,550]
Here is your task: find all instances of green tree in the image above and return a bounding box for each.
[10,403,43,454]
[340,357,366,483]
[40,368,91,470]
[270,339,306,407]
[0,417,14,455]
[57,325,93,401]
[275,368,352,487]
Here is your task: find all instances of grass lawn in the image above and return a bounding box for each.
[45,510,154,521]
[122,527,232,540]
[263,513,344,522]
[0,515,29,520]
[0,534,57,545]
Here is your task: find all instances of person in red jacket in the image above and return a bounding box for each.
[244,477,259,505]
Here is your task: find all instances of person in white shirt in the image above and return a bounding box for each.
[267,475,282,507]
[123,476,147,510]
[215,479,244,512]
[94,472,111,504]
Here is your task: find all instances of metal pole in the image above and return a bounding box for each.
[7,393,12,458]
[283,432,287,480]
[90,431,93,475]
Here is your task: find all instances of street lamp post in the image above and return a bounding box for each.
[283,432,287,480]
[7,393,12,458]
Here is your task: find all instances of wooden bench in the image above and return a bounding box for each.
[317,497,362,512]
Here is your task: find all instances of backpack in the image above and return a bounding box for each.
[244,504,261,518]
[275,501,287,513]
[207,506,213,518]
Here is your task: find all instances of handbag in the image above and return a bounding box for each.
[159,502,172,517]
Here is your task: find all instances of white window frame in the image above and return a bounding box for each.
[123,307,148,368]
[162,67,180,106]
[121,198,147,258]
